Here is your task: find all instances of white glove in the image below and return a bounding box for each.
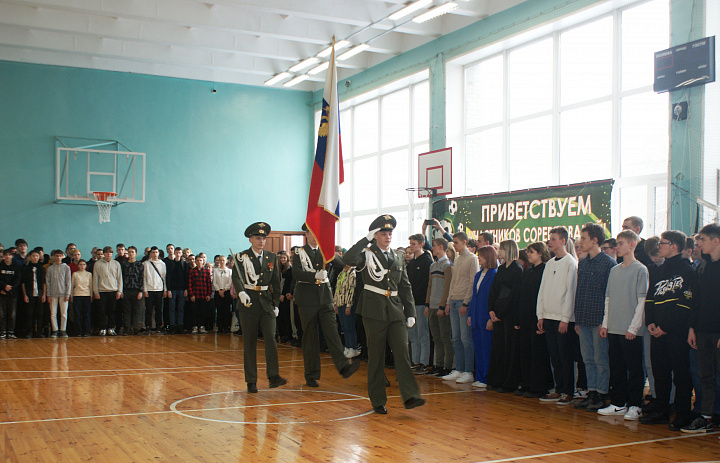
[315,269,328,280]
[406,317,416,328]
[239,291,251,307]
[273,307,279,317]
[366,228,381,241]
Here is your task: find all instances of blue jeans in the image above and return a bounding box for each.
[168,290,185,326]
[408,305,430,365]
[578,324,609,394]
[449,299,473,372]
[337,305,357,349]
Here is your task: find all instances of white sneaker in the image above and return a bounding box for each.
[99,329,106,336]
[441,370,461,381]
[471,381,487,388]
[199,326,208,334]
[456,372,474,383]
[344,347,350,358]
[623,406,642,420]
[597,404,628,416]
[191,326,198,334]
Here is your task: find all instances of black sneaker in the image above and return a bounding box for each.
[586,392,606,411]
[639,411,670,425]
[574,395,592,409]
[681,416,712,433]
[669,419,692,432]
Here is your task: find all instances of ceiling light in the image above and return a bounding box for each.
[308,62,329,75]
[412,2,458,23]
[317,40,350,58]
[337,44,370,61]
[388,0,433,21]
[264,72,291,86]
[283,75,309,87]
[289,57,319,73]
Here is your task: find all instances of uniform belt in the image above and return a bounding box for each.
[298,279,329,285]
[364,286,398,297]
[245,285,269,291]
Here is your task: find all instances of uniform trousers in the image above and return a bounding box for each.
[363,317,421,408]
[298,303,350,381]
[428,308,453,369]
[650,332,692,422]
[608,334,644,407]
[238,306,279,384]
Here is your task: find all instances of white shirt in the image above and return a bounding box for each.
[212,267,233,291]
[143,259,167,292]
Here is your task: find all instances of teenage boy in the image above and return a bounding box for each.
[121,246,144,335]
[574,223,617,411]
[425,237,454,377]
[93,246,123,336]
[343,215,425,414]
[292,223,359,388]
[601,239,617,260]
[598,230,649,420]
[406,233,433,373]
[683,223,720,433]
[46,250,72,338]
[12,239,28,267]
[537,227,578,405]
[639,230,695,431]
[231,222,287,393]
[143,246,167,334]
[21,250,46,338]
[0,249,22,339]
[441,232,480,384]
[115,243,128,264]
[620,217,653,267]
[167,246,188,334]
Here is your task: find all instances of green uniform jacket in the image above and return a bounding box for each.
[292,245,345,306]
[342,237,415,322]
[231,248,280,312]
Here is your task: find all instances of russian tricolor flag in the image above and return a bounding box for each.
[306,42,344,264]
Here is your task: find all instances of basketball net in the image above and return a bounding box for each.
[92,192,117,223]
[407,187,435,231]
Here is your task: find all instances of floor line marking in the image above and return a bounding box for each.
[0,347,241,361]
[476,432,720,463]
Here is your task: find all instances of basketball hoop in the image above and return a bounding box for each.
[92,191,117,223]
[407,187,437,232]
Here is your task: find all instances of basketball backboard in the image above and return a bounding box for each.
[417,148,452,198]
[55,137,145,204]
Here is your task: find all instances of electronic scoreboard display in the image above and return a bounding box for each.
[654,36,715,93]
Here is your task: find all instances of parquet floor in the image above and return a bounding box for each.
[1,334,718,462]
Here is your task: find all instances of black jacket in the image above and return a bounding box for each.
[21,262,46,297]
[407,250,433,306]
[645,254,695,334]
[0,261,22,297]
[689,254,720,333]
[488,261,524,322]
[516,262,546,328]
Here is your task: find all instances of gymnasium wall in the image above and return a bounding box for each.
[0,60,314,258]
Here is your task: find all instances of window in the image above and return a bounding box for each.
[329,71,430,246]
[454,0,669,236]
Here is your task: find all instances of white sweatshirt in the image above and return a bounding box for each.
[143,259,167,292]
[536,254,577,323]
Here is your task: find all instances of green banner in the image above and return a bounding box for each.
[432,180,614,248]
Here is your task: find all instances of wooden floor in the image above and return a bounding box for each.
[1,335,718,462]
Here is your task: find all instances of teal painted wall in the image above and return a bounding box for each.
[0,61,314,258]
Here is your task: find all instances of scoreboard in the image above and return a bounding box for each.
[654,36,715,93]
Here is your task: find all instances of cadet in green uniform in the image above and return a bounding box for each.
[231,222,287,393]
[343,215,425,414]
[293,224,360,387]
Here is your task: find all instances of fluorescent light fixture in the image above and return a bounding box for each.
[412,2,457,23]
[264,72,291,86]
[283,74,309,87]
[388,0,433,21]
[317,40,350,58]
[337,44,370,61]
[308,62,329,75]
[289,57,319,73]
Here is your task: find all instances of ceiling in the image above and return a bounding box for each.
[0,0,525,91]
